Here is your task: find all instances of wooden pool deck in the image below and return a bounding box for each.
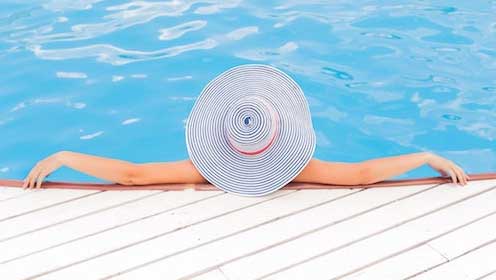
[0,178,495,280]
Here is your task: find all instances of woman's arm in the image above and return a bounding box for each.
[24,151,136,189]
[23,150,469,189]
[23,151,206,189]
[293,152,469,186]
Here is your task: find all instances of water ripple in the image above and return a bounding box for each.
[167,75,193,81]
[225,26,259,40]
[321,66,354,80]
[193,0,241,15]
[360,32,402,40]
[31,1,197,43]
[30,39,218,65]
[158,20,207,41]
[56,71,87,79]
[421,31,474,45]
[122,118,140,125]
[482,86,496,92]
[20,0,239,44]
[80,131,104,140]
[442,114,462,120]
[43,0,104,11]
[234,41,298,61]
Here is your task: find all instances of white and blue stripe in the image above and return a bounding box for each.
[185,64,316,197]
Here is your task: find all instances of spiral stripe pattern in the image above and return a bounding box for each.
[224,95,279,155]
[185,64,316,197]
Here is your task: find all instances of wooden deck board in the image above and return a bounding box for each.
[258,179,496,280]
[428,210,496,260]
[342,245,447,280]
[480,271,496,280]
[411,240,496,280]
[0,188,102,222]
[0,179,494,280]
[0,186,30,201]
[0,189,291,279]
[104,184,436,279]
[0,189,220,265]
[191,268,230,280]
[32,189,355,280]
[0,190,163,242]
[343,202,496,279]
[201,180,491,280]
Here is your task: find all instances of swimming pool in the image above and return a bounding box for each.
[0,0,495,183]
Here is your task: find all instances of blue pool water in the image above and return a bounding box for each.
[0,1,495,183]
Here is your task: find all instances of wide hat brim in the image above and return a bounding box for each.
[186,64,316,196]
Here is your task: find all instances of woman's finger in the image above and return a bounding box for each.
[22,176,30,189]
[459,166,470,183]
[25,174,33,189]
[455,166,466,186]
[453,165,467,185]
[453,167,465,185]
[29,168,43,189]
[25,163,42,189]
[28,173,35,189]
[452,166,463,185]
[24,170,36,189]
[457,166,467,185]
[36,171,49,189]
[448,169,458,185]
[24,176,34,189]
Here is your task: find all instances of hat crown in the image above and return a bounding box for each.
[186,64,316,197]
[224,95,279,155]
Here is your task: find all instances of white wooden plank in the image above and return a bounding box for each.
[0,186,29,201]
[191,269,230,280]
[260,180,496,280]
[105,184,437,279]
[480,271,496,280]
[412,240,496,280]
[0,189,221,264]
[0,188,101,221]
[0,190,291,279]
[33,189,358,280]
[342,245,446,280]
[342,210,496,279]
[212,181,493,280]
[428,211,496,260]
[0,190,163,242]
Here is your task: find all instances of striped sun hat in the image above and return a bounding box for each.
[185,64,316,197]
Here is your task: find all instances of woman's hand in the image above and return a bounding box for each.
[23,151,65,189]
[426,153,469,185]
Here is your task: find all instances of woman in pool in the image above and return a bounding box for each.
[23,151,468,190]
[22,65,470,192]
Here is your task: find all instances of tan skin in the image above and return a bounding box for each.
[22,151,469,190]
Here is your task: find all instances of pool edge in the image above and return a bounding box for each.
[0,172,495,191]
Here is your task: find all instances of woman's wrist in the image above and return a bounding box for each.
[54,151,68,165]
[423,151,434,164]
